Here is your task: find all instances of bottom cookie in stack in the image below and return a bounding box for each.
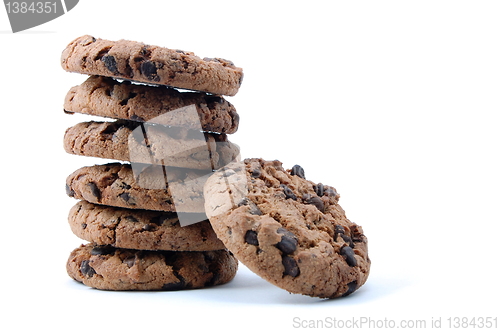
[67,243,238,291]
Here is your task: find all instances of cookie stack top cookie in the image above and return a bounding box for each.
[61,35,243,96]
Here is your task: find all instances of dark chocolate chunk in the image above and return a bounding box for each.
[123,256,136,268]
[244,230,259,246]
[66,184,75,197]
[102,55,119,74]
[341,234,354,248]
[324,187,337,198]
[251,168,261,178]
[280,184,297,200]
[334,225,345,236]
[161,280,185,291]
[238,198,262,215]
[282,256,300,277]
[290,165,305,179]
[87,182,101,201]
[314,183,324,196]
[340,246,357,267]
[80,260,95,278]
[141,61,159,81]
[276,229,298,254]
[342,281,358,297]
[304,195,325,213]
[90,245,115,256]
[119,192,131,202]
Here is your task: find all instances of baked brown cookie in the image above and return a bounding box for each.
[69,201,225,251]
[61,35,243,96]
[66,162,212,214]
[64,76,239,134]
[64,120,240,170]
[67,243,238,291]
[203,158,370,298]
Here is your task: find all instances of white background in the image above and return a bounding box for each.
[1,1,499,331]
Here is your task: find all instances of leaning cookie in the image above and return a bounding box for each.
[203,158,370,299]
[69,201,225,251]
[67,243,238,291]
[64,76,239,134]
[64,120,240,170]
[61,35,243,96]
[66,163,210,213]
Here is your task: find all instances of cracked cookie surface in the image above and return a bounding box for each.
[61,35,243,96]
[69,201,225,251]
[64,76,239,134]
[203,158,370,298]
[67,243,238,290]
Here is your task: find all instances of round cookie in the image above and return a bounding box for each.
[64,120,240,170]
[67,243,238,291]
[64,76,240,134]
[203,158,370,299]
[65,163,210,213]
[69,201,225,251]
[61,35,243,96]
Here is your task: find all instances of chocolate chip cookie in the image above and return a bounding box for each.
[61,35,243,96]
[66,162,211,213]
[69,201,225,251]
[203,158,370,298]
[63,120,240,170]
[67,243,238,290]
[64,76,239,134]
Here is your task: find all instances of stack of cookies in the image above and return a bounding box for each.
[61,35,243,291]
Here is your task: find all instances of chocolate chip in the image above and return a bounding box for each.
[276,228,298,254]
[280,184,297,200]
[251,168,261,178]
[80,260,95,278]
[87,182,101,201]
[325,187,337,198]
[141,61,159,81]
[238,198,262,215]
[282,256,300,277]
[119,192,131,202]
[66,184,75,197]
[341,234,354,248]
[102,55,119,74]
[244,230,259,246]
[334,225,345,236]
[161,280,185,291]
[123,256,136,268]
[340,246,357,267]
[290,165,305,179]
[90,245,115,256]
[304,195,325,213]
[81,223,87,229]
[342,281,358,297]
[314,183,324,197]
